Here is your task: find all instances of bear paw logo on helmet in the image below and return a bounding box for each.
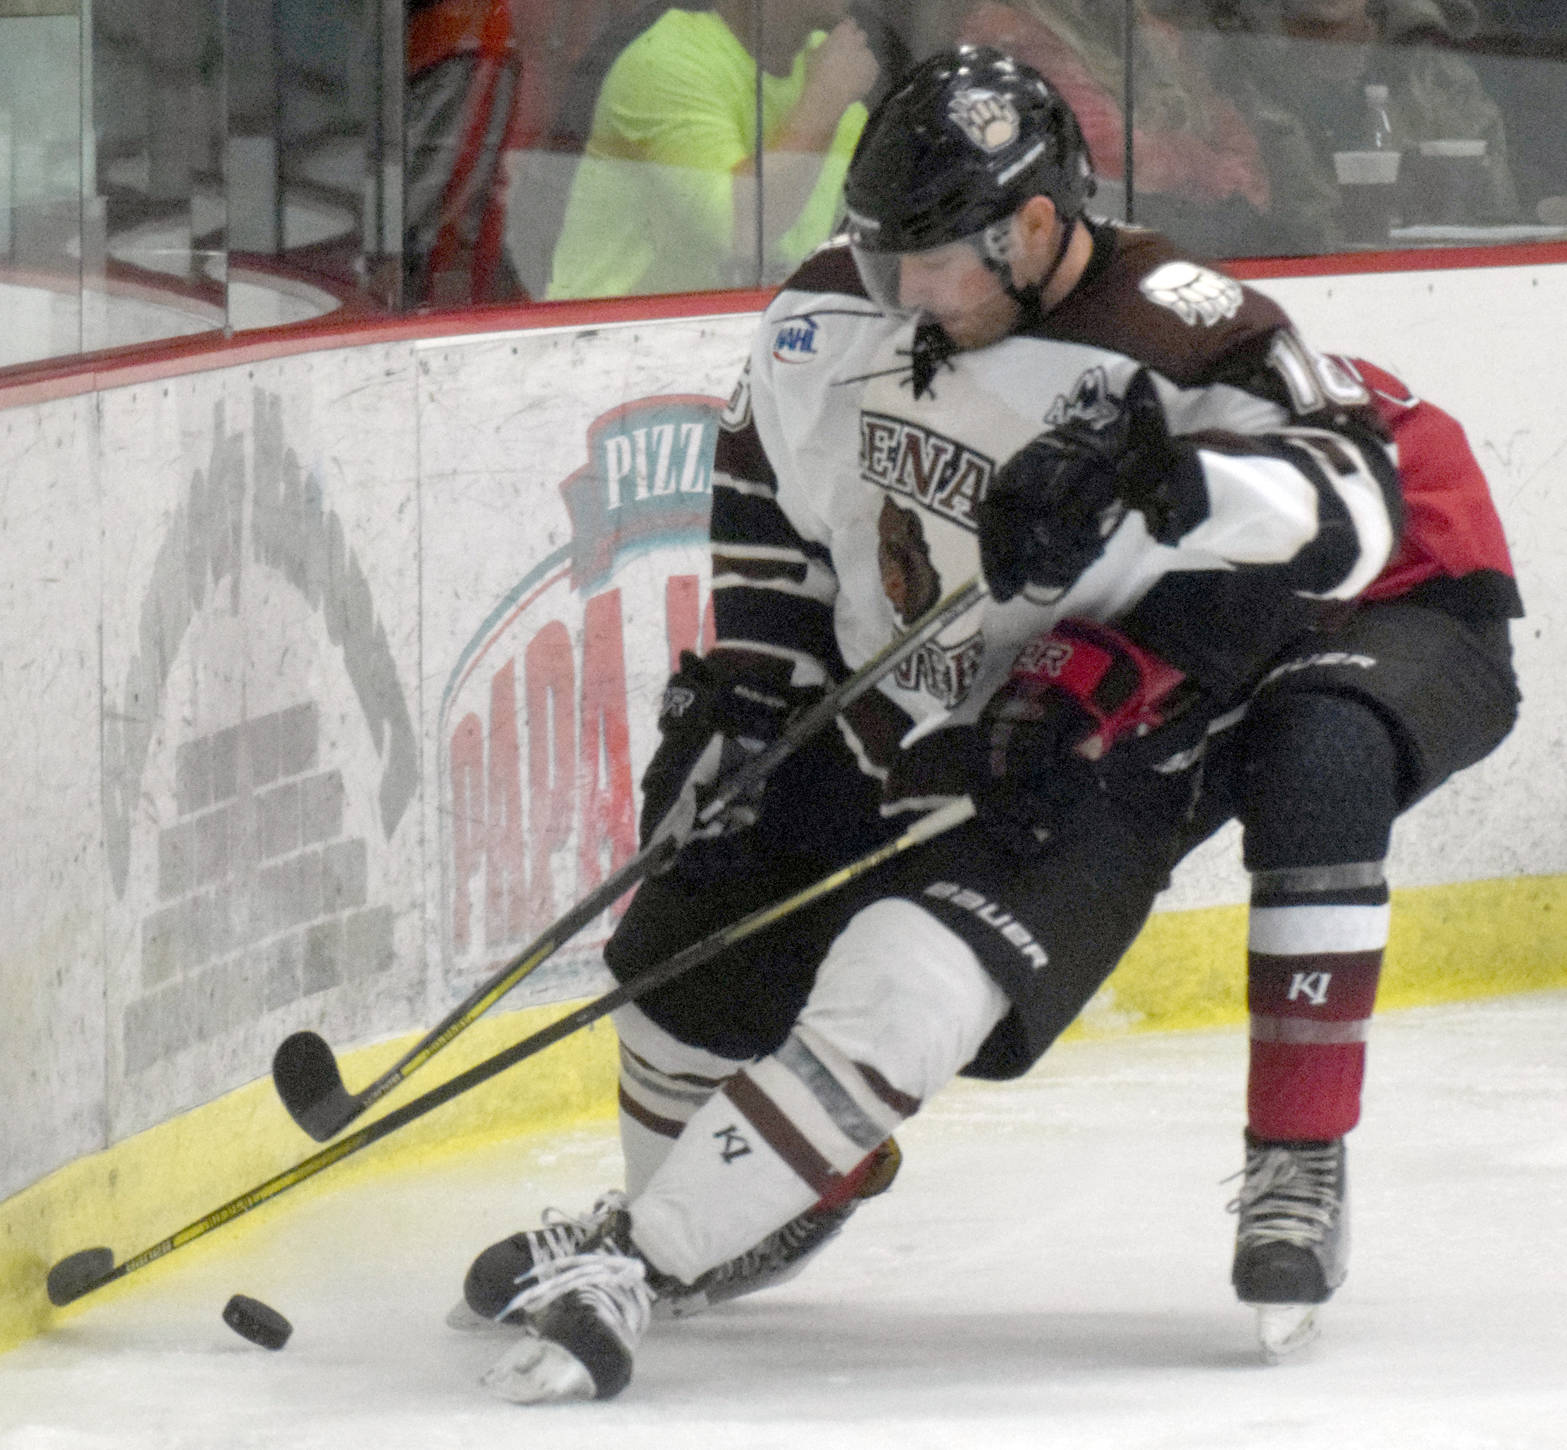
[948,89,1020,153]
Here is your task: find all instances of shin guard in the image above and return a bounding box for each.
[628,899,1006,1284]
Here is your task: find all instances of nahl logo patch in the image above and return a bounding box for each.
[1139,261,1244,327]
[772,316,820,363]
[721,362,754,430]
[660,682,698,720]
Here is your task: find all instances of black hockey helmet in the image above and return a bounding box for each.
[842,45,1095,258]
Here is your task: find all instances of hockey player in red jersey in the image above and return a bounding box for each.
[1197,354,1521,1358]
[443,46,1423,1402]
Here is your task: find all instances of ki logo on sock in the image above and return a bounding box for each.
[1287,971,1333,1006]
[713,1124,753,1163]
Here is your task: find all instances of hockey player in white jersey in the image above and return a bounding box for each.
[453,46,1412,1401]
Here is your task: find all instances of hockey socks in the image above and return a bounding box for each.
[611,1002,751,1196]
[629,899,1007,1285]
[627,1026,904,1285]
[1246,861,1387,1141]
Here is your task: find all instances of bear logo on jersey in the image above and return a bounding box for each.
[1139,261,1244,327]
[948,88,1020,152]
[877,497,941,624]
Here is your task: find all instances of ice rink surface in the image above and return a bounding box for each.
[4,992,1565,1450]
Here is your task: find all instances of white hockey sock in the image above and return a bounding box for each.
[629,899,1008,1285]
[628,1067,828,1285]
[612,1001,750,1197]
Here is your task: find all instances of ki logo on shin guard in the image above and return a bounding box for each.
[713,1124,753,1163]
[1287,971,1333,1006]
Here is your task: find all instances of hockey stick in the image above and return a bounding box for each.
[272,575,986,1142]
[47,795,974,1308]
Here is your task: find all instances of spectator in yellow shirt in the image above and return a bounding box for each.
[545,1,879,300]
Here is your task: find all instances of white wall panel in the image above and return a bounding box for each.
[416,319,753,1015]
[0,395,105,1197]
[95,347,424,1139]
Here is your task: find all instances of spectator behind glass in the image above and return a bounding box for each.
[953,0,1280,256]
[1162,0,1522,250]
[1463,2,1567,219]
[405,0,526,305]
[544,0,879,300]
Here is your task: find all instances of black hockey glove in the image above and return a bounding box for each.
[639,652,815,864]
[973,617,1197,853]
[976,370,1208,604]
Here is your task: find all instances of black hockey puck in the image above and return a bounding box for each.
[222,1294,293,1350]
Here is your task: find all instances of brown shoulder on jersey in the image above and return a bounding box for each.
[779,239,872,302]
[1043,226,1288,388]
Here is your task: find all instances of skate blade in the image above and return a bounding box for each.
[446,1299,519,1334]
[654,1288,712,1321]
[652,1256,806,1321]
[1254,1302,1322,1363]
[480,1333,597,1403]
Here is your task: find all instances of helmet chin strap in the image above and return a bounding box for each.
[987,213,1078,328]
[920,208,1081,356]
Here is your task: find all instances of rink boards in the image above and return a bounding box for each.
[2,261,1566,1350]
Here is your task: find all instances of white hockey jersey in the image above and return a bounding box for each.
[708,224,1400,777]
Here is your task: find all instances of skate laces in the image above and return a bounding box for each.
[499,1195,651,1335]
[1228,1142,1342,1249]
[503,1248,653,1343]
[523,1191,628,1271]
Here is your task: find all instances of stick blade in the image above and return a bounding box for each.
[272,1031,358,1141]
[47,1247,115,1306]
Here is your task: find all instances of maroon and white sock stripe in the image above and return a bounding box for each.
[1246,861,1388,1140]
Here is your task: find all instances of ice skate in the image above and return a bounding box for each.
[478,1199,653,1403]
[659,1195,855,1318]
[659,1136,902,1317]
[1230,1133,1348,1363]
[451,1190,630,1329]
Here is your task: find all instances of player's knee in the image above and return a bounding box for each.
[1241,691,1401,870]
[612,1002,750,1196]
[612,1001,751,1084]
[795,898,1010,1108]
